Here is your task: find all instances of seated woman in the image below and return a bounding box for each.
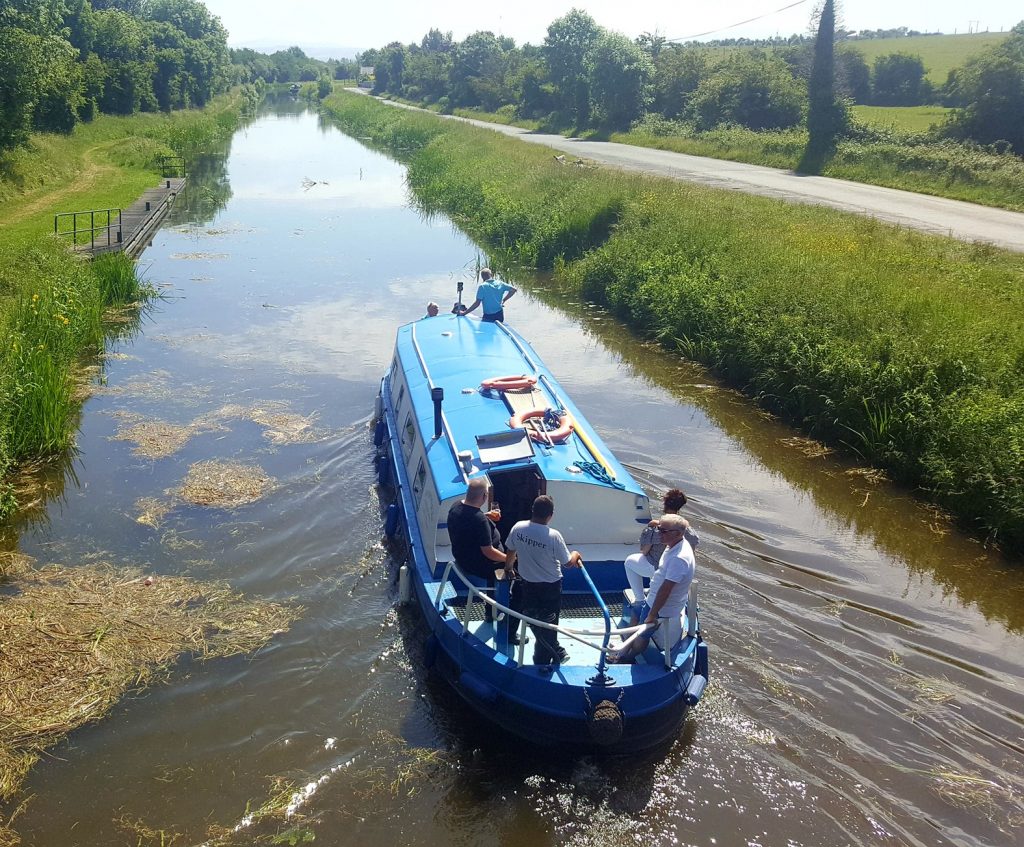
[623,488,698,622]
[613,514,696,664]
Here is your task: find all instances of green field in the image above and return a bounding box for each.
[850,104,953,132]
[845,32,1009,82]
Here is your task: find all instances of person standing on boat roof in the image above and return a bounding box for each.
[612,513,695,664]
[423,301,439,317]
[504,495,582,665]
[623,488,698,623]
[447,477,508,623]
[458,268,516,323]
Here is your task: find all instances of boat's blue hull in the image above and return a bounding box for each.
[375,357,708,754]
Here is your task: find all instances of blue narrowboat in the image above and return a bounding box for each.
[372,313,708,752]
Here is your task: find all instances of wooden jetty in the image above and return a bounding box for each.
[54,176,186,260]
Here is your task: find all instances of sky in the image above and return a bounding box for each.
[201,1,1022,56]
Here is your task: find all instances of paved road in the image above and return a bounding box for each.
[365,94,1024,253]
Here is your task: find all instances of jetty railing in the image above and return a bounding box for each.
[54,208,122,250]
[159,155,186,178]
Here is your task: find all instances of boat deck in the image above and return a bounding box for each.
[445,591,673,668]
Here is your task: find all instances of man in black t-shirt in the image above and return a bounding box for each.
[447,477,507,623]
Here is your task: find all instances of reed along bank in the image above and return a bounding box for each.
[322,91,1024,556]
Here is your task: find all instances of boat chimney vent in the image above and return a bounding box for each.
[458,450,474,474]
[431,387,444,439]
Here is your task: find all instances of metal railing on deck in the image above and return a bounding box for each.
[434,559,667,669]
[54,208,122,250]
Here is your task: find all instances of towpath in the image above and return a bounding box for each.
[364,93,1024,253]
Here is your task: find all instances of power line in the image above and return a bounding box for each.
[667,0,811,43]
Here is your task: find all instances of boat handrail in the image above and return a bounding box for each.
[577,561,612,678]
[495,321,538,373]
[433,559,657,667]
[410,322,468,484]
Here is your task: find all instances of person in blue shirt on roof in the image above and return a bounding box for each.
[459,268,516,323]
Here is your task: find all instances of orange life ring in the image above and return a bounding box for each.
[481,374,537,392]
[509,409,574,444]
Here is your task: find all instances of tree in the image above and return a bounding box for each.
[835,48,870,103]
[871,53,929,105]
[543,9,603,126]
[689,52,805,131]
[653,46,708,119]
[586,32,652,129]
[944,21,1024,153]
[799,0,847,174]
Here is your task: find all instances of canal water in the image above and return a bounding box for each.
[8,96,1024,846]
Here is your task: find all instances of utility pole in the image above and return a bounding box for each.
[968,20,979,34]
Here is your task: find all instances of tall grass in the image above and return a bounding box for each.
[323,91,1024,553]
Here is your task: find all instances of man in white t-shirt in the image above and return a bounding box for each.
[612,513,695,664]
[504,495,581,665]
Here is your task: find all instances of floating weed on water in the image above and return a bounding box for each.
[114,418,223,459]
[897,675,958,722]
[0,552,33,581]
[888,649,903,666]
[1,797,30,847]
[115,816,185,846]
[845,466,889,485]
[0,563,298,802]
[824,598,848,616]
[910,676,956,705]
[204,403,325,446]
[168,252,230,261]
[350,731,453,801]
[778,436,833,459]
[134,497,172,528]
[160,529,202,552]
[178,461,274,508]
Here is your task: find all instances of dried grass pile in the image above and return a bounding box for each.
[179,461,273,508]
[209,403,322,446]
[114,420,202,459]
[0,563,298,803]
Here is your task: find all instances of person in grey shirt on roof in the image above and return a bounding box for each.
[504,495,581,665]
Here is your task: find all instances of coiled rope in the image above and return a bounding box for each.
[573,460,625,489]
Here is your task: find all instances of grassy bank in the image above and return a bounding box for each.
[323,91,1024,553]
[0,92,251,516]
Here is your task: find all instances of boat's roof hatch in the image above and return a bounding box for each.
[476,429,535,467]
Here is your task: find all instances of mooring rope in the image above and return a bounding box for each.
[573,460,626,489]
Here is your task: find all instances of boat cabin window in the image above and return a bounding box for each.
[414,459,427,504]
[395,383,405,417]
[401,411,417,460]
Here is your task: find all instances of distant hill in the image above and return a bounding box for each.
[844,32,1009,83]
[229,40,363,61]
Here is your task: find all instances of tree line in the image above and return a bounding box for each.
[1,0,232,151]
[358,10,1024,154]
[0,1,354,155]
